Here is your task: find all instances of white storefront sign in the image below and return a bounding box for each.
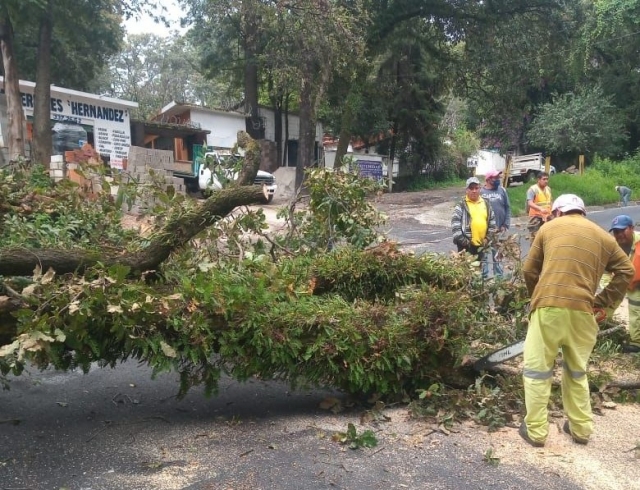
[0,78,138,169]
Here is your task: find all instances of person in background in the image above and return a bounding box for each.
[451,177,497,278]
[526,172,552,239]
[480,169,511,279]
[609,214,640,353]
[520,194,633,448]
[615,186,632,207]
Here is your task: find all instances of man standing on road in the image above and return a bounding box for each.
[451,177,497,278]
[615,186,632,207]
[480,170,511,278]
[520,194,633,448]
[609,214,640,353]
[526,172,552,239]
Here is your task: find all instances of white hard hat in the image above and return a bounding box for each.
[551,194,586,214]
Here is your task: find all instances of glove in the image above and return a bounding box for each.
[593,307,607,324]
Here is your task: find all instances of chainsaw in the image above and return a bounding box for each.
[473,308,608,371]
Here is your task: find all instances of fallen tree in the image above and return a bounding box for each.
[0,140,638,429]
[0,184,270,277]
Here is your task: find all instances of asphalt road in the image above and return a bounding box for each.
[1,202,635,490]
[0,363,584,490]
[386,204,640,257]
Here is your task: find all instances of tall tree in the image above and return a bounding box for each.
[275,0,366,187]
[1,0,155,166]
[32,0,53,167]
[456,2,573,153]
[184,0,270,139]
[0,1,27,161]
[527,86,627,158]
[569,0,640,152]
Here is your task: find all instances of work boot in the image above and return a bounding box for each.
[518,423,545,447]
[622,343,640,354]
[563,421,589,445]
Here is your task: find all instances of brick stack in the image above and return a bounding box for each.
[63,143,104,195]
[124,147,186,215]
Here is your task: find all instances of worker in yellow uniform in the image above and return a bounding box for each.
[520,194,633,447]
[451,177,497,279]
[526,172,552,239]
[609,215,640,353]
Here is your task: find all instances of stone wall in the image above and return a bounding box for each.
[124,146,186,215]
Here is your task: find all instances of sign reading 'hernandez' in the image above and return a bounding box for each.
[0,78,138,169]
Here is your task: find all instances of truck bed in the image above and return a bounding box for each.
[168,160,195,178]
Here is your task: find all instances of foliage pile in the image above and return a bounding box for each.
[0,165,637,432]
[0,166,493,396]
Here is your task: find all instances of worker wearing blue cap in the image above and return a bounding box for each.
[610,214,640,353]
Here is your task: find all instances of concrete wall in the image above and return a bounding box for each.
[190,109,246,149]
[273,167,296,201]
[260,110,323,146]
[125,146,185,215]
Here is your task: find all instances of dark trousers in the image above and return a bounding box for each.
[457,243,486,264]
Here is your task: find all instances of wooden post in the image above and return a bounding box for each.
[545,156,551,174]
[579,155,585,175]
[502,155,512,188]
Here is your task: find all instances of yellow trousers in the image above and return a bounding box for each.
[627,290,640,346]
[523,307,597,443]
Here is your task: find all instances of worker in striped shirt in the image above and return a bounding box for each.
[519,194,633,448]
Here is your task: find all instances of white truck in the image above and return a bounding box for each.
[175,150,278,203]
[467,150,556,185]
[506,153,556,183]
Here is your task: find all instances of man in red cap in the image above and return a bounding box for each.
[480,169,511,278]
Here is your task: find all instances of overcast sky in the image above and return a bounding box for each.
[124,0,185,36]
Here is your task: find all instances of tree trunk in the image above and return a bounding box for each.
[283,94,290,167]
[0,10,25,162]
[0,185,269,277]
[334,104,353,169]
[273,93,283,170]
[296,79,315,189]
[0,131,264,277]
[242,0,262,140]
[32,0,53,169]
[267,74,283,169]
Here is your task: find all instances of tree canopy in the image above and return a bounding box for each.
[527,86,628,157]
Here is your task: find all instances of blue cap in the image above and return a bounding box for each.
[609,215,634,232]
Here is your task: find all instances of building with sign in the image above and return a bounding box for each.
[0,78,138,169]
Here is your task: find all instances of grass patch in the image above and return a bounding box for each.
[506,154,640,216]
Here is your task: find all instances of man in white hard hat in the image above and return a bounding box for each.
[520,194,633,447]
